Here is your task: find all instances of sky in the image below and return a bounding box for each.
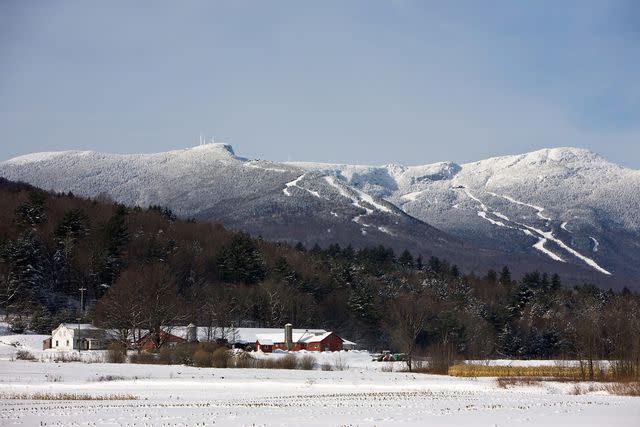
[1,0,639,167]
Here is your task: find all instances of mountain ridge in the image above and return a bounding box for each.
[2,143,638,288]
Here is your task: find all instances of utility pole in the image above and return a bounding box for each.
[77,317,81,354]
[79,287,87,318]
[78,287,87,355]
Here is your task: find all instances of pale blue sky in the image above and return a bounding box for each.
[1,1,639,167]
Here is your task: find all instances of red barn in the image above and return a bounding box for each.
[256,330,345,353]
[302,332,344,352]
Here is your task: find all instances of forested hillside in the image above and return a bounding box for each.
[0,178,638,365]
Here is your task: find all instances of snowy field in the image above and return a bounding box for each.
[0,334,639,426]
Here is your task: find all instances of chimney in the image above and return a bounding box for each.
[284,323,293,350]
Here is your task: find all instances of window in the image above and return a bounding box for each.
[66,340,69,346]
[55,340,58,347]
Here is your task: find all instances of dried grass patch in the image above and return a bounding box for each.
[449,364,589,380]
[496,377,542,389]
[604,382,640,396]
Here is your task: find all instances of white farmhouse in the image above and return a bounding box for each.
[50,323,107,351]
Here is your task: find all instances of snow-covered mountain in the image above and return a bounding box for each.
[2,144,639,288]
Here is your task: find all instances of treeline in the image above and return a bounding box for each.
[0,178,638,373]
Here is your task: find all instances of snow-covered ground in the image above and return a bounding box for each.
[1,359,639,426]
[0,351,638,426]
[1,328,638,426]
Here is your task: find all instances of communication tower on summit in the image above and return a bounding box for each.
[199,133,215,145]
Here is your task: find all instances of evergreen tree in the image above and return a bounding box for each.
[499,266,512,285]
[398,249,414,268]
[29,305,53,334]
[348,279,378,323]
[93,205,130,295]
[217,233,266,284]
[14,191,47,228]
[485,269,497,284]
[0,230,49,310]
[55,208,90,243]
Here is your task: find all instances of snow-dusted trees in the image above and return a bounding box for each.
[0,230,49,313]
[14,191,47,229]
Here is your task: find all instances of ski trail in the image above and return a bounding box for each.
[533,238,565,262]
[463,188,488,212]
[283,174,324,199]
[477,211,508,227]
[590,237,599,253]
[283,174,306,196]
[463,188,517,229]
[324,176,393,215]
[401,190,425,202]
[519,223,610,275]
[461,187,611,274]
[487,192,551,221]
[463,188,563,260]
[560,221,570,232]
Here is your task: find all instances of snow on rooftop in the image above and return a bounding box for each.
[169,327,330,344]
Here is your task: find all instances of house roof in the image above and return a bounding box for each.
[57,323,101,331]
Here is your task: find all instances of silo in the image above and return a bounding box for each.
[284,323,293,350]
[186,323,197,343]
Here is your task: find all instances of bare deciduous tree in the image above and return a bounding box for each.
[384,294,429,371]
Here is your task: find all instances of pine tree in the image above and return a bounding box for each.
[216,233,266,284]
[398,249,414,268]
[348,279,378,323]
[0,230,49,310]
[29,305,53,334]
[14,191,47,228]
[55,208,90,243]
[499,266,512,285]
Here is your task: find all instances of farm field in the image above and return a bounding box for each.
[1,332,639,426]
[0,357,639,427]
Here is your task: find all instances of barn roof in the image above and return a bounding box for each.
[255,331,338,345]
[170,326,328,344]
